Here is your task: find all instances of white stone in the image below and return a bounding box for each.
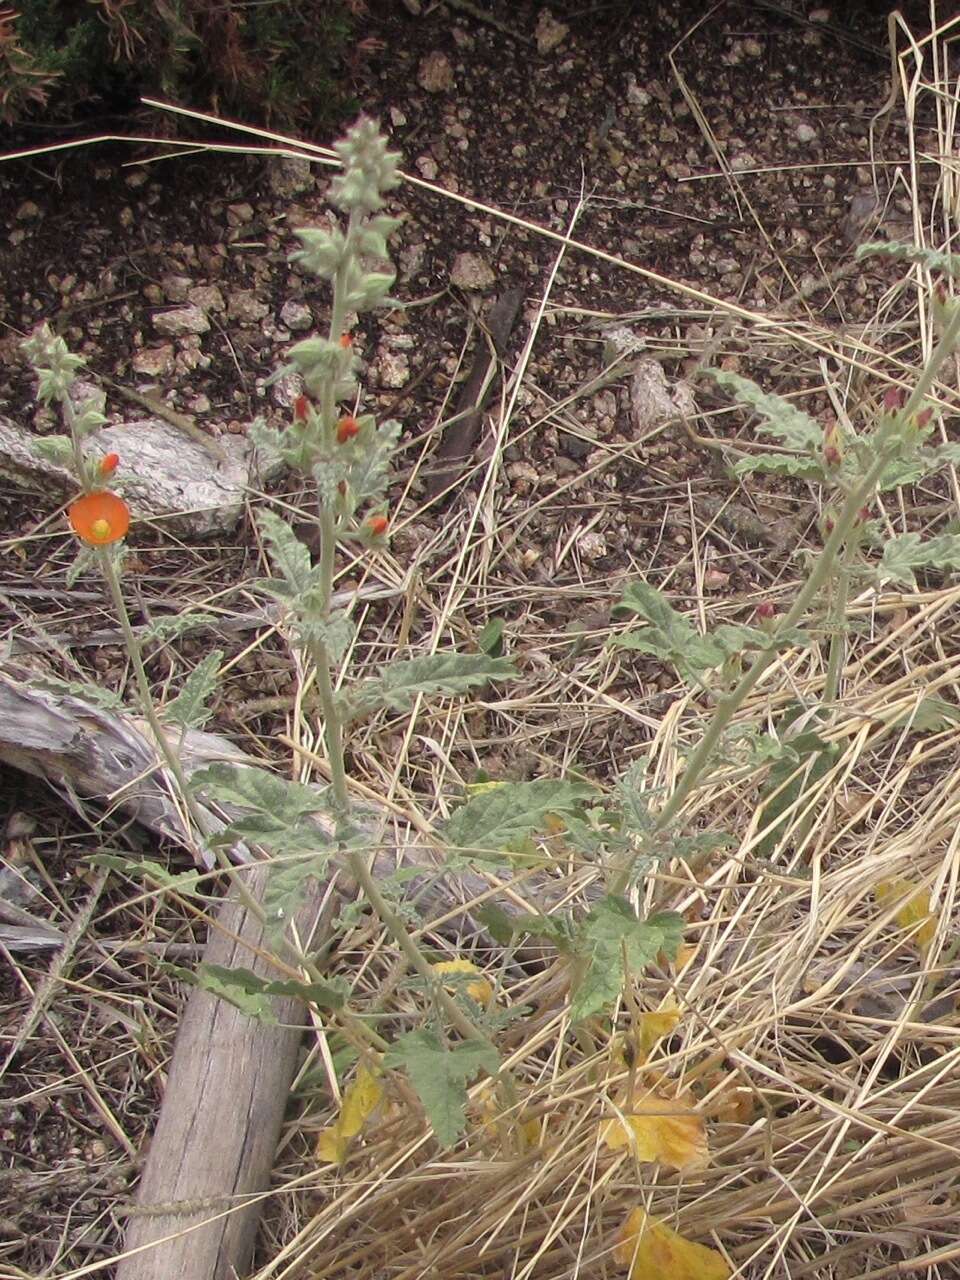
[153,305,210,336]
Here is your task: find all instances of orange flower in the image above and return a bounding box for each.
[68,491,131,546]
[336,415,360,444]
[339,333,352,348]
[367,515,388,537]
[293,395,310,421]
[99,452,120,476]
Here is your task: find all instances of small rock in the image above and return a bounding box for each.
[507,461,539,495]
[125,169,148,189]
[279,299,313,331]
[372,346,410,389]
[161,274,193,302]
[15,200,41,220]
[188,393,211,413]
[153,305,210,336]
[417,51,454,93]
[268,156,315,199]
[389,106,408,127]
[187,285,226,313]
[576,529,607,562]
[416,154,439,181]
[795,123,818,144]
[703,568,730,590]
[227,290,269,325]
[450,252,495,290]
[132,344,175,376]
[227,202,255,227]
[535,8,569,54]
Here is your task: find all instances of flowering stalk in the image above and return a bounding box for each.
[252,119,501,1056]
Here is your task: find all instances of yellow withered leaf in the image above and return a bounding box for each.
[433,958,494,1004]
[875,878,937,953]
[614,1208,731,1280]
[339,1064,384,1139]
[315,1062,383,1166]
[602,1091,709,1172]
[315,1125,348,1165]
[636,1003,681,1057]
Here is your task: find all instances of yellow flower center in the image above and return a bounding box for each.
[91,518,111,541]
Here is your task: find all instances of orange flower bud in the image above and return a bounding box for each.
[99,452,120,476]
[339,333,352,348]
[68,491,131,546]
[367,515,388,537]
[294,395,310,421]
[336,415,360,444]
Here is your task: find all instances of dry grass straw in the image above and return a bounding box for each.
[6,9,960,1279]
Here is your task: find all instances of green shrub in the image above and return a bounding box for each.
[2,0,359,128]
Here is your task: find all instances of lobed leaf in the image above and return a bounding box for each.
[162,649,223,730]
[384,1030,499,1147]
[706,368,822,451]
[572,898,684,1021]
[445,778,596,859]
[879,532,960,587]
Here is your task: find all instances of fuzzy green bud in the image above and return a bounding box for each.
[21,324,85,402]
[330,117,401,215]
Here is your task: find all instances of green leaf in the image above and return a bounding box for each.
[706,369,823,452]
[445,779,596,858]
[87,853,205,895]
[478,617,506,657]
[571,899,684,1021]
[876,456,930,490]
[362,653,517,717]
[162,650,223,730]
[257,507,315,593]
[474,904,518,947]
[191,763,321,821]
[879,532,960,587]
[856,240,960,277]
[384,1030,499,1146]
[140,612,220,646]
[295,608,355,662]
[756,730,837,859]
[38,676,125,711]
[887,694,960,733]
[182,963,347,1022]
[347,418,401,505]
[733,453,825,481]
[32,434,74,467]
[610,582,724,677]
[262,852,333,945]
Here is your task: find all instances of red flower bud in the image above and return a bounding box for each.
[340,333,352,348]
[294,395,310,421]
[336,415,360,444]
[755,601,776,621]
[823,513,836,536]
[915,407,934,429]
[99,452,120,476]
[935,280,948,307]
[337,480,347,495]
[367,515,389,537]
[883,387,906,412]
[856,505,871,525]
[822,419,843,468]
